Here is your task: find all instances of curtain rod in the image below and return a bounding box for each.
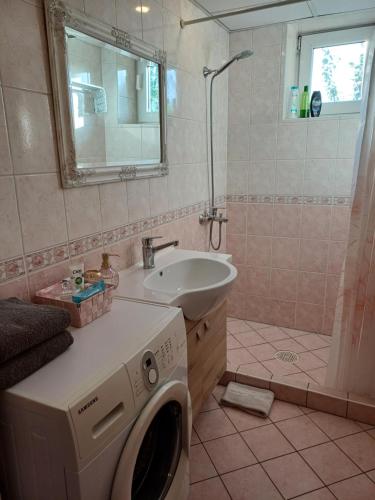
[180,0,306,28]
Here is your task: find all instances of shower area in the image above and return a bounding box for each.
[208,6,374,390]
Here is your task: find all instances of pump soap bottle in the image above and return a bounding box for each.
[100,253,119,289]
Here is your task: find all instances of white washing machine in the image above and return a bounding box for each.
[0,297,191,500]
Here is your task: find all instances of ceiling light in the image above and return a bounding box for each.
[135,5,150,13]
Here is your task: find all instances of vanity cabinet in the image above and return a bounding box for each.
[185,301,227,420]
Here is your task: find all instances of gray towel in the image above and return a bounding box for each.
[0,330,73,390]
[0,298,71,363]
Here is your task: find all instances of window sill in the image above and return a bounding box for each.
[281,112,360,123]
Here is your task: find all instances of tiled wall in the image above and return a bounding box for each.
[226,25,359,335]
[0,0,228,299]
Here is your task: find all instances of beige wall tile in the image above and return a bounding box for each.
[0,177,23,260]
[4,88,58,174]
[64,185,102,240]
[0,0,50,92]
[99,182,128,231]
[16,173,68,253]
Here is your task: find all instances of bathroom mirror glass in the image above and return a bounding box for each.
[45,1,167,187]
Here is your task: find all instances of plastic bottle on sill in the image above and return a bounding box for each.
[288,85,299,118]
[300,85,310,118]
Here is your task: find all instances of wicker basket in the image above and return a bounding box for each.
[34,282,113,328]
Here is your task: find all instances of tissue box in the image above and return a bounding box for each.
[34,282,113,328]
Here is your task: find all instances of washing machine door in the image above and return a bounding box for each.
[111,380,190,500]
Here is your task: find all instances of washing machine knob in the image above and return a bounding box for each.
[148,368,157,384]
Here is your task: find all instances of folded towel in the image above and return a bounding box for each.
[0,298,71,363]
[221,382,275,418]
[0,330,73,390]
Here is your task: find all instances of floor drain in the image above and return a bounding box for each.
[275,351,299,363]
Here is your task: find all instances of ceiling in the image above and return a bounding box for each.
[191,0,375,31]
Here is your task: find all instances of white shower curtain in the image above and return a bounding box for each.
[326,36,375,398]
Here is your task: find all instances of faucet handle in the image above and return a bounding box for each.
[142,236,162,247]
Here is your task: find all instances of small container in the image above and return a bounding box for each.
[100,253,119,289]
[70,262,85,291]
[310,90,322,117]
[288,85,299,118]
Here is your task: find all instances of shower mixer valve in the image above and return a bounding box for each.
[199,207,228,225]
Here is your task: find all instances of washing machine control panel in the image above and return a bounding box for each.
[125,312,187,408]
[141,350,159,390]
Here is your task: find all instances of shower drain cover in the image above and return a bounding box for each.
[274,351,299,363]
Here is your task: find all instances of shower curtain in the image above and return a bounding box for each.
[326,36,375,398]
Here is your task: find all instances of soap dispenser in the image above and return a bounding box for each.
[100,253,119,289]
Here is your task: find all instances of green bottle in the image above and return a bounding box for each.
[300,85,310,118]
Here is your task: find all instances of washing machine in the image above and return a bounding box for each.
[0,297,191,500]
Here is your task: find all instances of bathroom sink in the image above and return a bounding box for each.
[143,257,237,320]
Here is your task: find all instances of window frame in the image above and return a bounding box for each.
[298,27,374,116]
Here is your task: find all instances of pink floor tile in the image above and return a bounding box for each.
[300,442,360,485]
[233,330,266,347]
[271,337,308,353]
[269,399,304,422]
[200,394,220,412]
[236,361,273,379]
[188,477,230,500]
[241,423,294,461]
[245,320,271,329]
[262,358,302,377]
[204,433,257,474]
[329,474,375,500]
[191,428,200,445]
[227,320,251,334]
[306,367,327,385]
[262,452,323,499]
[313,347,331,363]
[223,406,271,432]
[335,432,375,471]
[194,409,237,442]
[281,372,317,385]
[190,444,217,483]
[367,469,375,482]
[227,335,242,350]
[294,351,327,371]
[249,342,278,361]
[308,412,362,439]
[227,348,257,370]
[257,325,290,342]
[296,334,330,350]
[222,463,283,500]
[282,327,311,338]
[276,415,329,450]
[294,488,336,499]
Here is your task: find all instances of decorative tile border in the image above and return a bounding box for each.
[25,244,69,273]
[0,196,226,284]
[226,194,352,206]
[0,257,26,284]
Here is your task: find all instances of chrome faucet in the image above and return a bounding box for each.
[142,236,179,269]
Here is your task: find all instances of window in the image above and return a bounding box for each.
[298,27,373,115]
[71,72,90,129]
[146,62,160,114]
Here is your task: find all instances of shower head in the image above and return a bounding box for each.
[203,49,253,78]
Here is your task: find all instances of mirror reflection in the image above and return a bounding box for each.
[66,27,161,169]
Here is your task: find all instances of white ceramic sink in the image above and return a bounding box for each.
[115,249,237,321]
[143,257,237,320]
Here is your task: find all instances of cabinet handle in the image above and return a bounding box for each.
[204,320,210,330]
[196,329,202,340]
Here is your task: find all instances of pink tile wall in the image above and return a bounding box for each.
[0,0,229,299]
[227,25,357,335]
[227,202,349,334]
